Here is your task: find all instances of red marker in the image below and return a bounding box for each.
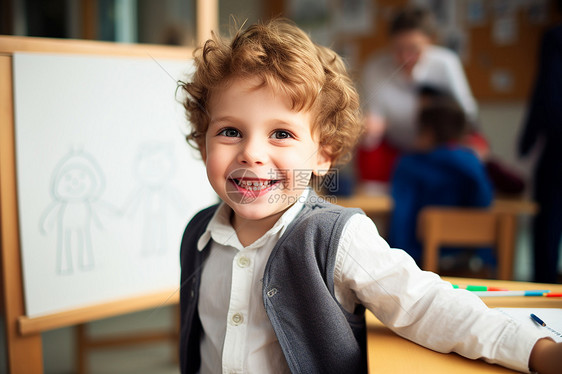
[543,293,562,297]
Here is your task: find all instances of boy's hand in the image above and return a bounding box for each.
[529,338,562,373]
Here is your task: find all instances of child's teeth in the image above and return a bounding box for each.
[235,179,274,190]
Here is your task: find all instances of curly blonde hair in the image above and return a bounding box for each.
[181,18,363,165]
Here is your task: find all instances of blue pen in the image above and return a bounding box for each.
[472,290,550,297]
[530,313,546,327]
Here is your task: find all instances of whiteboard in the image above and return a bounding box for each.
[13,52,216,318]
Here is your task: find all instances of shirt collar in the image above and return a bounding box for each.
[196,188,310,251]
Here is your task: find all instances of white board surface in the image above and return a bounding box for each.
[13,52,216,318]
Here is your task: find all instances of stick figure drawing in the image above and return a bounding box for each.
[39,149,115,275]
[123,143,188,256]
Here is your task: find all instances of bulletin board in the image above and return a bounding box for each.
[265,0,560,101]
[0,2,218,373]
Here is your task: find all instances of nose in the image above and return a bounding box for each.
[237,136,268,166]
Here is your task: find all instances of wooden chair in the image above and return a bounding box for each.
[417,207,516,280]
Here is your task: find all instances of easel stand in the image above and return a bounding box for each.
[0,1,216,372]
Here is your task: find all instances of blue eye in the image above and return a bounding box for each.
[272,130,293,139]
[219,128,241,137]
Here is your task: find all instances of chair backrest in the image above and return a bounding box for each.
[417,207,512,278]
[418,208,498,246]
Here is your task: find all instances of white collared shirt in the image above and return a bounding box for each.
[196,189,548,374]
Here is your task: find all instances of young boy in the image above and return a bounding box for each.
[388,90,493,264]
[179,19,561,374]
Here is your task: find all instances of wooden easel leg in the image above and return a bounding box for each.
[76,324,89,374]
[4,331,43,374]
[1,200,44,374]
[1,53,45,372]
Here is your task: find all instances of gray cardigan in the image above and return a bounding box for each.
[179,192,367,373]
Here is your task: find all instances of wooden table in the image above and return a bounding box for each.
[334,193,537,216]
[366,277,562,373]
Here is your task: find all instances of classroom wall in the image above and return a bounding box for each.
[218,0,263,34]
[479,102,562,280]
[479,101,535,182]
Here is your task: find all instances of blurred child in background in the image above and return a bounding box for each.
[388,88,493,266]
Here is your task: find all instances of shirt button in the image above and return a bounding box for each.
[231,313,244,326]
[237,256,250,268]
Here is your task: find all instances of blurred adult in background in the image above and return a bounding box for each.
[389,90,492,265]
[358,6,480,182]
[518,1,562,284]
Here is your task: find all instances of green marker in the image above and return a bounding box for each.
[452,285,509,291]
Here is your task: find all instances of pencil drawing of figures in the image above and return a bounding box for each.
[123,143,187,256]
[39,149,112,275]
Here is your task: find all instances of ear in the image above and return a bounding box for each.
[313,146,333,177]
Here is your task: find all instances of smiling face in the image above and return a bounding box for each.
[203,77,331,230]
[55,165,96,201]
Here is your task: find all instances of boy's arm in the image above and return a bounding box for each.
[529,338,562,374]
[335,213,554,373]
